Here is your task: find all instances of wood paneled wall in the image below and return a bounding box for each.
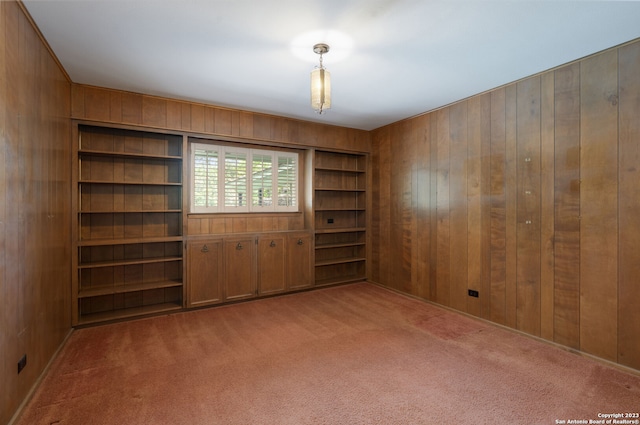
[71,84,369,153]
[71,84,369,235]
[370,39,640,371]
[1,2,72,424]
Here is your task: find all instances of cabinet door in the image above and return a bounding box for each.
[287,232,313,290]
[224,237,256,301]
[258,234,286,295]
[187,240,223,307]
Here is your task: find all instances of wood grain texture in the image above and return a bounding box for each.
[257,234,287,295]
[415,115,432,301]
[369,39,640,371]
[618,41,640,370]
[435,108,451,307]
[579,49,619,362]
[479,94,492,320]
[449,103,468,312]
[489,88,507,325]
[467,96,483,317]
[224,237,256,301]
[71,85,370,153]
[428,114,439,302]
[187,239,223,307]
[515,77,542,337]
[390,122,412,293]
[504,84,519,330]
[286,232,313,290]
[553,63,581,349]
[540,71,555,341]
[1,2,72,424]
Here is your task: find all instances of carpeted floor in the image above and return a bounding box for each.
[15,283,640,424]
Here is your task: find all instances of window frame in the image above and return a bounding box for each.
[190,141,300,214]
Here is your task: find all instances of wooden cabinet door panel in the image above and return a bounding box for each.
[187,240,223,307]
[258,235,286,295]
[287,232,313,290]
[224,237,256,301]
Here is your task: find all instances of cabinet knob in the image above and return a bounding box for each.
[270,240,276,247]
[236,242,243,250]
[297,239,304,245]
[201,244,209,253]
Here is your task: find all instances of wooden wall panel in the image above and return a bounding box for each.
[489,88,507,325]
[389,121,416,295]
[435,109,451,307]
[370,126,391,286]
[540,71,555,341]
[479,94,492,320]
[1,2,72,424]
[618,41,640,370]
[428,115,438,301]
[369,38,640,372]
[466,96,483,317]
[580,50,619,362]
[71,84,370,154]
[552,63,581,349]
[515,77,542,337]
[415,115,432,301]
[504,84,519,329]
[449,103,468,312]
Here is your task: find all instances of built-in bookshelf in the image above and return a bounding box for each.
[313,150,367,286]
[73,124,184,325]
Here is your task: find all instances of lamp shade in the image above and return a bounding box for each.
[310,67,331,114]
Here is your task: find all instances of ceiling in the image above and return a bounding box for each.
[23,1,640,131]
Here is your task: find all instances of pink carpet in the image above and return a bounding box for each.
[15,283,640,424]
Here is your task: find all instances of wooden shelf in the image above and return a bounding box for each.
[79,180,182,186]
[79,149,182,160]
[79,209,182,214]
[79,255,183,269]
[78,236,183,246]
[315,257,366,267]
[314,207,366,212]
[314,276,366,287]
[78,280,183,298]
[314,187,366,192]
[315,227,366,234]
[315,242,366,250]
[314,166,365,173]
[77,302,182,325]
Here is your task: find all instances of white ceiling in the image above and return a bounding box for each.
[23,1,640,131]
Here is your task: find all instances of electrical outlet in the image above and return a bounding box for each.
[17,354,27,374]
[468,289,479,298]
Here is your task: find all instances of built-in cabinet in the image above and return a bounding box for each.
[72,123,367,323]
[313,150,367,286]
[258,232,315,294]
[187,231,313,307]
[73,124,184,325]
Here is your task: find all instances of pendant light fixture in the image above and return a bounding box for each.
[310,43,331,114]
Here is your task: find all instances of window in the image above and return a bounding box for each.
[191,142,298,213]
